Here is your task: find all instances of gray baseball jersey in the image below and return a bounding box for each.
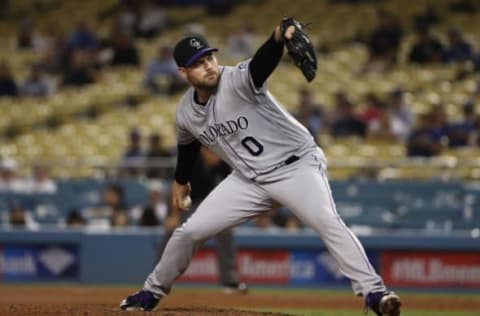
[175,59,319,182]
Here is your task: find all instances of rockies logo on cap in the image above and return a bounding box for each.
[190,38,203,49]
[173,35,218,67]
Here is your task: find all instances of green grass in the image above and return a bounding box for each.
[241,286,479,298]
[239,287,480,316]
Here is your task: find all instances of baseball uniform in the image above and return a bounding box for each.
[120,29,400,315]
[143,58,386,298]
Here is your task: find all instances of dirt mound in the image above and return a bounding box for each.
[0,285,478,315]
[0,304,293,316]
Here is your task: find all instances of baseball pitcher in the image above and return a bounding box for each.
[120,18,401,316]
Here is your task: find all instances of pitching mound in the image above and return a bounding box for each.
[2,304,293,316]
[1,285,479,315]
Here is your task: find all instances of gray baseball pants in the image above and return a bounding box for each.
[144,148,386,297]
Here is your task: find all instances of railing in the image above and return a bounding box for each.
[12,156,480,180]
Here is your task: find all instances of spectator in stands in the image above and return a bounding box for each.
[226,25,255,60]
[66,209,86,227]
[0,158,28,193]
[294,87,324,141]
[111,33,140,67]
[364,11,403,72]
[82,184,129,228]
[360,95,397,142]
[443,28,473,63]
[145,133,173,179]
[445,101,477,147]
[131,181,168,226]
[387,89,414,141]
[144,45,186,95]
[331,91,366,138]
[111,209,130,227]
[0,61,18,97]
[62,49,97,87]
[7,200,38,229]
[25,163,57,194]
[14,17,51,52]
[67,20,98,51]
[367,109,396,142]
[407,113,443,157]
[104,185,130,228]
[20,64,52,97]
[136,0,167,39]
[360,93,384,124]
[9,203,26,227]
[408,27,445,64]
[120,128,144,178]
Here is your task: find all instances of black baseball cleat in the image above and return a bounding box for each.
[120,290,160,311]
[365,291,401,316]
[221,282,249,294]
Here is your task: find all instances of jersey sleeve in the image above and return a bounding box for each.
[230,59,267,102]
[176,107,196,145]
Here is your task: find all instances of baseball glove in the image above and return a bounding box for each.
[280,17,317,82]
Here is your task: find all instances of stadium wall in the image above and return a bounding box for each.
[0,229,479,289]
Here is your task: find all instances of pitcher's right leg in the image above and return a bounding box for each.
[142,172,271,298]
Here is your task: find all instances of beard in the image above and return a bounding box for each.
[190,72,219,91]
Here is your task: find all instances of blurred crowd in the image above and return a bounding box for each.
[2,0,480,231]
[295,87,480,157]
[0,0,238,98]
[0,158,57,194]
[119,128,175,178]
[359,3,480,72]
[0,0,479,159]
[289,1,480,157]
[1,0,170,97]
[0,154,300,233]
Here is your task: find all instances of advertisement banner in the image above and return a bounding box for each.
[179,249,290,284]
[0,244,79,280]
[238,250,290,284]
[178,249,218,283]
[179,248,378,285]
[382,251,480,288]
[289,251,349,285]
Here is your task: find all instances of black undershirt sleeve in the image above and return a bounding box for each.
[174,140,201,185]
[249,32,284,88]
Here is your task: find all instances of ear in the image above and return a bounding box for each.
[177,67,187,80]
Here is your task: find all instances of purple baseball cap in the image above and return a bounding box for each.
[173,35,218,67]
